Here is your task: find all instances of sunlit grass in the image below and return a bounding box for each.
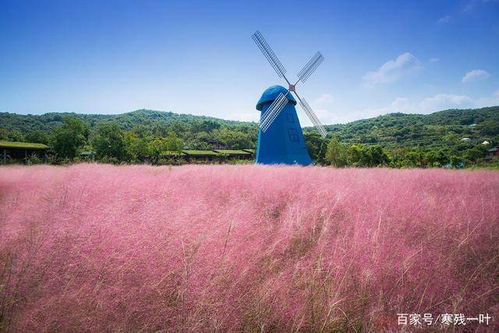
[0,164,497,331]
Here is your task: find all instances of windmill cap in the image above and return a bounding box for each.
[256,85,297,111]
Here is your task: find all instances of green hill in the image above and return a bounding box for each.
[0,109,258,150]
[0,109,247,134]
[320,106,498,150]
[0,106,497,164]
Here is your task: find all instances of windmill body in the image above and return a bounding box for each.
[251,30,328,166]
[256,85,312,165]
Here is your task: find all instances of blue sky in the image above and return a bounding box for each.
[1,0,498,124]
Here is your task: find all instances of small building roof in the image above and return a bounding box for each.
[460,137,471,141]
[213,149,252,155]
[182,150,219,156]
[80,151,96,156]
[0,141,48,150]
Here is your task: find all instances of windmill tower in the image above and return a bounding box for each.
[252,31,328,166]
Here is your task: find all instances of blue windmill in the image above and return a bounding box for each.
[251,31,327,166]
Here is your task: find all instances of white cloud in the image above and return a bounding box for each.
[308,90,499,124]
[297,93,337,126]
[309,108,336,126]
[462,69,491,83]
[356,93,474,120]
[294,93,338,126]
[463,3,474,12]
[362,53,423,86]
[300,90,499,125]
[461,0,498,13]
[429,58,440,63]
[420,94,474,110]
[437,15,451,23]
[390,97,412,111]
[313,93,334,106]
[476,90,499,107]
[237,112,258,122]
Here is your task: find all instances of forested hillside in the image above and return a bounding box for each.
[0,109,258,150]
[0,106,497,167]
[322,107,498,149]
[0,109,249,133]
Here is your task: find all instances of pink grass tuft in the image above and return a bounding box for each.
[0,164,498,331]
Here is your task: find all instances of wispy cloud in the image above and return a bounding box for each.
[436,0,497,27]
[298,93,337,126]
[313,93,334,106]
[462,0,498,13]
[429,58,440,63]
[420,94,473,110]
[313,91,498,124]
[356,93,474,119]
[476,90,499,107]
[463,3,474,13]
[362,53,423,87]
[437,15,451,24]
[462,69,491,83]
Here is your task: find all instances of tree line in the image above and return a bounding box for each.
[323,137,493,168]
[0,107,497,168]
[43,116,189,164]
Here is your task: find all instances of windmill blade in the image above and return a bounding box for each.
[251,31,288,79]
[260,92,287,126]
[297,51,324,83]
[260,92,289,132]
[296,95,327,138]
[299,98,327,138]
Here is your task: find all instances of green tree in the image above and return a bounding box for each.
[50,116,89,159]
[360,145,390,167]
[425,150,448,167]
[475,120,499,136]
[190,131,212,150]
[146,131,184,164]
[213,128,252,149]
[464,146,487,164]
[346,144,363,166]
[93,123,129,162]
[131,125,153,139]
[0,129,25,142]
[148,137,167,164]
[164,131,184,152]
[326,137,348,167]
[404,149,426,168]
[304,132,328,164]
[450,155,464,168]
[26,131,50,144]
[125,132,150,162]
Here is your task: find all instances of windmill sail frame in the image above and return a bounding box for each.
[251,30,328,138]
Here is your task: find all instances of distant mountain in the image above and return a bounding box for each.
[0,109,248,134]
[0,106,498,152]
[319,106,499,150]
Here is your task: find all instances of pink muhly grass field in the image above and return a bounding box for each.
[0,164,497,332]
